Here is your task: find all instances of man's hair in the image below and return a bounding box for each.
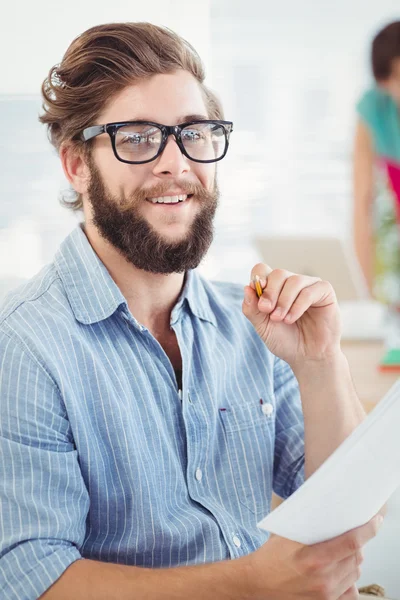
[371,20,400,81]
[39,22,223,211]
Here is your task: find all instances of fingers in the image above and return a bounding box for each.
[256,269,295,314]
[315,514,383,563]
[335,551,363,596]
[250,263,273,288]
[264,277,328,324]
[249,264,334,323]
[339,584,359,599]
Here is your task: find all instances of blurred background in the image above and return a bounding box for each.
[1,0,399,296]
[1,1,399,596]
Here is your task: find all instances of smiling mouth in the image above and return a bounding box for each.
[146,194,193,205]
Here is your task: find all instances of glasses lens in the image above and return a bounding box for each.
[181,122,226,161]
[114,124,163,162]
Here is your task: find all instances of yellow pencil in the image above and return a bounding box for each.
[253,275,263,298]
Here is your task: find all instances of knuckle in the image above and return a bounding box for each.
[252,262,265,271]
[288,274,305,286]
[314,579,333,600]
[251,263,272,279]
[299,286,313,300]
[347,534,362,553]
[272,268,289,279]
[355,549,364,566]
[301,554,325,576]
[323,280,336,297]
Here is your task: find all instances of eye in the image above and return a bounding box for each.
[120,133,142,145]
[117,126,162,146]
[182,129,206,142]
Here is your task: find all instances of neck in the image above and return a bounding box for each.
[82,221,185,333]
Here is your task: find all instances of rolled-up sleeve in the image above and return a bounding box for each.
[272,356,305,499]
[0,331,89,600]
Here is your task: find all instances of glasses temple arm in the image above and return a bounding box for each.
[81,125,106,142]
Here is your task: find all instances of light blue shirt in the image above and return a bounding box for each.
[0,225,305,600]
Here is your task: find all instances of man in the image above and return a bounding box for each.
[0,22,382,600]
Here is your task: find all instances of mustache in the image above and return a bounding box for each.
[119,181,216,212]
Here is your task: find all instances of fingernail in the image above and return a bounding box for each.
[272,307,282,317]
[259,297,271,309]
[377,515,384,529]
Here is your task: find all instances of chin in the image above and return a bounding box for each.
[156,225,191,242]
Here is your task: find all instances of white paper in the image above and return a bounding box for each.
[258,379,400,545]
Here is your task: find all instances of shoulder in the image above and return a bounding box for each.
[0,262,72,358]
[356,87,393,125]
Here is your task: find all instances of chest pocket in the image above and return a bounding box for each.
[219,399,275,518]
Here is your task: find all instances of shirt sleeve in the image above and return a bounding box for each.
[356,88,393,157]
[356,88,380,130]
[272,356,305,499]
[0,330,90,600]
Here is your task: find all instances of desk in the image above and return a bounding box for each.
[341,340,399,413]
[360,596,391,600]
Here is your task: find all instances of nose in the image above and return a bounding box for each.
[152,136,191,178]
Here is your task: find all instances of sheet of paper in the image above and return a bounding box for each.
[258,379,400,545]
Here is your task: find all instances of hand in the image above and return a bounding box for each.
[242,514,383,600]
[242,263,342,369]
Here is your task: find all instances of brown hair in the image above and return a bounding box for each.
[372,21,400,81]
[39,22,223,211]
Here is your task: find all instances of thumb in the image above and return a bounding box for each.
[242,284,268,330]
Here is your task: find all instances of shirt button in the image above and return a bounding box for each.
[262,403,274,417]
[195,468,203,482]
[232,535,241,548]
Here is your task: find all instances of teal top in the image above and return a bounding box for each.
[357,87,400,161]
[356,87,400,308]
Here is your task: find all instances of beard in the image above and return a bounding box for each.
[86,159,219,274]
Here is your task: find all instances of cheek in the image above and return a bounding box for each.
[196,164,216,190]
[97,151,149,194]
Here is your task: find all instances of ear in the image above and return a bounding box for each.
[60,143,91,195]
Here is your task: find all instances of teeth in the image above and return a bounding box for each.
[148,195,188,204]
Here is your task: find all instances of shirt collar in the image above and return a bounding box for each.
[55,224,127,325]
[55,224,217,328]
[171,269,217,328]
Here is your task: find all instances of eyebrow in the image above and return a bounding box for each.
[178,114,209,122]
[125,114,209,123]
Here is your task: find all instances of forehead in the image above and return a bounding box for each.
[99,70,209,124]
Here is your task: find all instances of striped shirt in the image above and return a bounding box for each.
[0,224,305,600]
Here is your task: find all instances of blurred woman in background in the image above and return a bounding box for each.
[353,20,400,310]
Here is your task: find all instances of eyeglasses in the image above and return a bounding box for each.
[81,119,233,165]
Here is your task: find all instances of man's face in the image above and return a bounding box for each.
[84,70,219,274]
[380,57,400,104]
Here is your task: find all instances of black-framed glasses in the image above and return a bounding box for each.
[81,119,233,165]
